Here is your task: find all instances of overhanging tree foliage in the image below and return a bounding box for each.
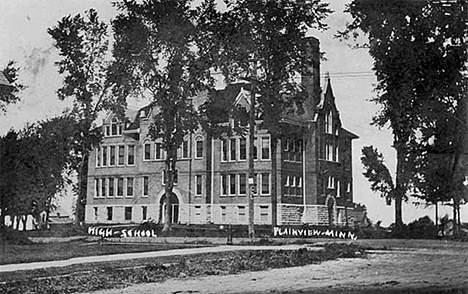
[0,61,24,114]
[339,0,468,229]
[112,0,213,231]
[200,0,331,232]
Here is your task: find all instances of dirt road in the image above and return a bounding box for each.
[83,241,468,294]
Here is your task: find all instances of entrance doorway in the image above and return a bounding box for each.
[327,196,335,226]
[159,193,179,224]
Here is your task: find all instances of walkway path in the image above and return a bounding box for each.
[82,246,468,294]
[0,244,315,273]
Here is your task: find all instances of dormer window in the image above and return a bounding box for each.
[110,118,123,136]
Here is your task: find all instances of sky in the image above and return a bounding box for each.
[0,0,465,225]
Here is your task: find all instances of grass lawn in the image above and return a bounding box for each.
[0,243,365,294]
[0,241,211,265]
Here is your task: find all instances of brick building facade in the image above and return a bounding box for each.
[84,37,358,227]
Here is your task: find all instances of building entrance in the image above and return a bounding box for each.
[159,193,179,224]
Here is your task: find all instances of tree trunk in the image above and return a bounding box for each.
[270,136,278,229]
[162,149,176,232]
[75,153,89,225]
[394,147,406,230]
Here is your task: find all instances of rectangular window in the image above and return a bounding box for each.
[283,139,289,152]
[142,206,147,220]
[296,140,303,162]
[291,176,296,196]
[284,176,290,196]
[127,145,135,165]
[118,146,125,166]
[109,146,116,166]
[335,146,339,162]
[101,178,107,197]
[297,176,303,197]
[155,143,163,160]
[336,179,341,197]
[327,176,335,189]
[125,207,132,221]
[347,182,351,193]
[117,178,124,197]
[182,140,189,158]
[105,126,110,137]
[260,206,269,222]
[261,137,270,160]
[288,140,295,161]
[102,146,108,166]
[111,121,118,136]
[261,173,270,195]
[229,174,236,195]
[221,175,228,195]
[253,138,258,160]
[221,139,228,162]
[239,138,246,160]
[229,138,236,161]
[238,206,246,222]
[126,177,134,197]
[195,175,202,195]
[94,207,98,221]
[95,178,100,198]
[253,173,258,195]
[325,112,333,134]
[107,207,113,221]
[220,206,227,222]
[239,173,246,195]
[108,178,115,197]
[144,143,151,161]
[96,147,101,167]
[143,176,149,196]
[196,140,203,158]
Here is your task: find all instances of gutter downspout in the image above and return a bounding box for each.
[302,125,307,223]
[211,137,214,222]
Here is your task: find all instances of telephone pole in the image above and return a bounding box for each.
[248,80,256,240]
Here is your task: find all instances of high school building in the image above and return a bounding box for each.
[85,37,358,227]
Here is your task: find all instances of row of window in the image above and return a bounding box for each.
[221,136,271,162]
[323,143,340,162]
[94,173,205,198]
[103,118,123,137]
[220,173,271,196]
[282,139,303,162]
[98,205,269,223]
[283,175,303,197]
[96,145,135,167]
[143,139,204,161]
[94,177,141,198]
[324,176,351,198]
[96,206,147,221]
[220,205,269,223]
[95,136,270,168]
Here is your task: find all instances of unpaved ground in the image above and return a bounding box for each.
[84,241,468,294]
